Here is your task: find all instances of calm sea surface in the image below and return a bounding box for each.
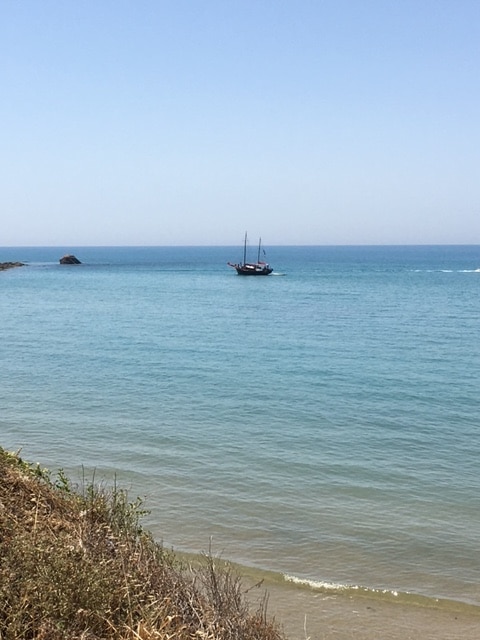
[1,245,480,614]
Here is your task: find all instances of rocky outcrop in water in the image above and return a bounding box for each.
[59,254,81,264]
[0,262,25,271]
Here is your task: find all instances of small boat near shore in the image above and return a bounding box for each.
[228,233,273,276]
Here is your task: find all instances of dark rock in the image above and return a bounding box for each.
[0,262,25,271]
[59,254,82,265]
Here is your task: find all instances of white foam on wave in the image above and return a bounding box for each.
[284,574,348,590]
[414,268,480,273]
[283,574,399,597]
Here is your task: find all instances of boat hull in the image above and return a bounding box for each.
[228,262,273,275]
[235,266,272,276]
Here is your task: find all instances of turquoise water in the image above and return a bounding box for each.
[1,245,480,609]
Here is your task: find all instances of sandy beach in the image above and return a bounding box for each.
[177,553,480,640]
[255,579,480,640]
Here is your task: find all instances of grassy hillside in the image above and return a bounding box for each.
[0,447,285,640]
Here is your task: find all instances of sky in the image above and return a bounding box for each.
[1,0,479,246]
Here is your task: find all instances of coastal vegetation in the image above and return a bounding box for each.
[0,447,285,640]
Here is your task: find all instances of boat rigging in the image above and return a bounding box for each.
[228,233,273,276]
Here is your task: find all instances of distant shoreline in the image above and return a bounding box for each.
[0,262,25,271]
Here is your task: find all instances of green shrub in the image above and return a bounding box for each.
[0,447,285,640]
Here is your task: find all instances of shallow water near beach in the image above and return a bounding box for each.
[1,245,480,638]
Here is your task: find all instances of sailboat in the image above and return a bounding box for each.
[228,232,273,276]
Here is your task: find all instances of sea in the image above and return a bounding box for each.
[1,245,480,638]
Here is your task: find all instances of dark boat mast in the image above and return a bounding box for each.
[242,232,264,265]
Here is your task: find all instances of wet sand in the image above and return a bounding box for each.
[177,551,480,640]
[261,580,480,640]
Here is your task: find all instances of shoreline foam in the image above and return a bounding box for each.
[174,551,480,640]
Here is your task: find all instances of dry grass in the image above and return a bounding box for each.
[0,447,285,640]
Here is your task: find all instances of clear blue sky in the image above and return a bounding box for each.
[1,0,479,246]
